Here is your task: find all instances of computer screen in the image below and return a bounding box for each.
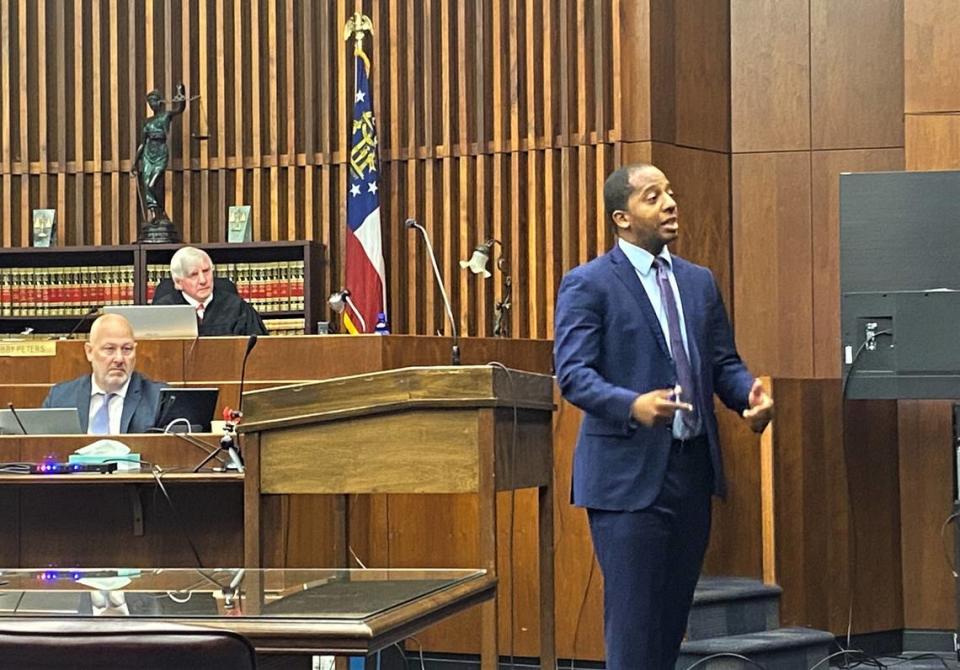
[152,388,219,432]
[0,408,83,435]
[103,305,198,338]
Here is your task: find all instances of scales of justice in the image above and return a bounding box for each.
[130,83,205,244]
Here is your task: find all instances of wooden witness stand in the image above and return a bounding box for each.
[239,365,557,670]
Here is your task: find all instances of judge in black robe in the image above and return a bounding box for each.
[153,246,268,337]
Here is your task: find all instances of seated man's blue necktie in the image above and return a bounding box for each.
[91,392,115,435]
[653,258,699,432]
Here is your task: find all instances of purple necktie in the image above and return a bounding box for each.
[653,258,699,432]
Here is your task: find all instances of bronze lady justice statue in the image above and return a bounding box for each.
[131,83,187,242]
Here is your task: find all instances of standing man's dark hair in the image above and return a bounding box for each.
[554,162,774,668]
[603,163,650,224]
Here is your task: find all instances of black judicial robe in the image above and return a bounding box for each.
[154,290,268,337]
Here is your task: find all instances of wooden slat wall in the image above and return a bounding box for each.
[0,0,626,340]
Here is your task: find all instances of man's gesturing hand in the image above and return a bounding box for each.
[630,387,694,428]
[741,378,774,433]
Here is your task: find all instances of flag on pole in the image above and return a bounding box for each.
[344,22,386,334]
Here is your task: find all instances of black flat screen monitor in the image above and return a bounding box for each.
[840,169,960,399]
[152,388,219,432]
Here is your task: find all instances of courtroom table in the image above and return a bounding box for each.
[0,567,494,656]
[0,434,244,568]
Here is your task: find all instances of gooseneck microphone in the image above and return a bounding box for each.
[405,218,461,365]
[222,335,258,472]
[237,334,259,418]
[7,403,29,435]
[195,334,257,474]
[60,306,102,340]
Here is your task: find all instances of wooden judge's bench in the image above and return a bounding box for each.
[0,334,555,663]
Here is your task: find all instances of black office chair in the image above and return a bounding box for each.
[151,276,239,304]
[0,619,257,669]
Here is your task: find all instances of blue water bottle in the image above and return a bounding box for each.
[374,312,390,335]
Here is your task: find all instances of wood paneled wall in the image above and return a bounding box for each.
[897,0,960,632]
[769,383,903,634]
[729,0,904,379]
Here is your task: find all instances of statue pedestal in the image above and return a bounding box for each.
[138,216,181,244]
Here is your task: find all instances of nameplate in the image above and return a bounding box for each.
[0,340,57,357]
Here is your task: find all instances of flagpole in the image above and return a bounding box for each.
[344,12,373,64]
[342,12,386,335]
[345,12,373,96]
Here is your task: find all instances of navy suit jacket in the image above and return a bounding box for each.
[41,371,166,434]
[554,245,755,511]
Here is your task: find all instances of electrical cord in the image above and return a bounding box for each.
[940,509,960,578]
[406,636,426,670]
[840,330,892,402]
[809,648,870,670]
[0,462,37,474]
[103,457,153,467]
[391,635,426,670]
[570,559,596,668]
[149,465,205,568]
[350,545,367,569]
[340,492,366,570]
[0,458,153,473]
[837,330,893,667]
[166,430,228,468]
[166,591,193,604]
[875,653,952,668]
[162,417,192,433]
[684,652,768,669]
[876,652,952,668]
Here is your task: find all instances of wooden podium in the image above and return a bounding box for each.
[239,364,556,670]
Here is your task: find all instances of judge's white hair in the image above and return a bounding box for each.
[170,246,214,279]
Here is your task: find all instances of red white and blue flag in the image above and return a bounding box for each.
[344,43,386,334]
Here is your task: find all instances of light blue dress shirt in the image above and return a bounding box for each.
[617,238,701,438]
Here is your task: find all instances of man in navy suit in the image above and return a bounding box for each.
[554,164,774,669]
[42,313,165,434]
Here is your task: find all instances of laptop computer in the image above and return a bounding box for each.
[103,305,198,338]
[153,387,220,432]
[0,408,83,435]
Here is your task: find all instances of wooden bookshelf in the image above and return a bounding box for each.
[0,242,325,336]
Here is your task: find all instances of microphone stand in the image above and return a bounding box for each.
[7,403,29,435]
[59,306,101,340]
[192,421,244,473]
[192,335,258,473]
[405,218,461,365]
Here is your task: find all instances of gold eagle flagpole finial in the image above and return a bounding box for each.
[343,12,374,46]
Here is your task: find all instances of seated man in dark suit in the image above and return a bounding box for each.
[42,313,165,434]
[153,246,267,337]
